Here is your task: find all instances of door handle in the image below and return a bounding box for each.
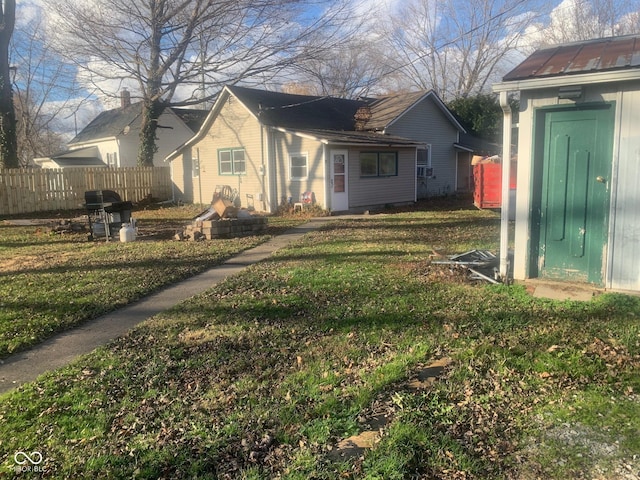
[596,176,606,183]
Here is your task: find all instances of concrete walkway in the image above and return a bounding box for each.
[0,219,329,394]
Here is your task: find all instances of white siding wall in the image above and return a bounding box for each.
[178,98,268,211]
[95,139,121,167]
[152,111,196,167]
[71,111,195,169]
[385,96,459,197]
[609,82,640,292]
[117,137,138,167]
[272,132,326,209]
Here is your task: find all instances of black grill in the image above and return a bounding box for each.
[84,190,133,241]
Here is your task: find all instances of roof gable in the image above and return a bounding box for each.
[365,90,465,132]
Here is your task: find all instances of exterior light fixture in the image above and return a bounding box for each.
[558,85,582,100]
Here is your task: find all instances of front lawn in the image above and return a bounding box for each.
[0,205,301,358]
[0,204,638,479]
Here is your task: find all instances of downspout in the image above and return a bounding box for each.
[196,147,202,205]
[414,148,418,202]
[267,126,277,213]
[258,104,268,212]
[499,91,512,281]
[260,124,266,211]
[323,143,328,210]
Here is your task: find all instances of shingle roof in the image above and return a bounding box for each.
[227,85,366,131]
[364,91,429,130]
[502,34,640,82]
[171,108,209,133]
[70,103,209,144]
[70,103,142,144]
[226,85,461,134]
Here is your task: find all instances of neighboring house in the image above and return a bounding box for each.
[34,90,208,169]
[493,34,640,293]
[167,85,467,213]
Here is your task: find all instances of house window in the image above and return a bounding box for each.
[417,144,432,178]
[360,152,398,177]
[218,148,246,175]
[106,152,118,168]
[289,153,308,180]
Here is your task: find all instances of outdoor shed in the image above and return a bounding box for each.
[493,34,640,293]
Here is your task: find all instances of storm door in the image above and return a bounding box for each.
[330,150,349,211]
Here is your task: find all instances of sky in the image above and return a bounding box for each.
[11,0,640,141]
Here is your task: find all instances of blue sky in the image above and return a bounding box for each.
[11,0,640,139]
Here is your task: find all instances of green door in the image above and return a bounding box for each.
[537,106,614,284]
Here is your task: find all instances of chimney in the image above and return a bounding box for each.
[121,89,131,109]
[354,105,372,131]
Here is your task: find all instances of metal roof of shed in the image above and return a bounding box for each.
[502,34,640,82]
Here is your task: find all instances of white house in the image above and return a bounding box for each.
[35,91,207,169]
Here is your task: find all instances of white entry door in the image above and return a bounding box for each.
[330,150,349,211]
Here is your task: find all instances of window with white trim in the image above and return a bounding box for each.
[106,152,118,168]
[218,148,246,175]
[289,153,308,180]
[417,144,432,178]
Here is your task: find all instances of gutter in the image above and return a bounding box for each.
[493,70,640,93]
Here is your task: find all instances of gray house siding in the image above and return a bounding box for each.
[385,97,459,197]
[347,147,416,208]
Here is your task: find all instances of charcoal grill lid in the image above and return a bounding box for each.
[84,190,123,204]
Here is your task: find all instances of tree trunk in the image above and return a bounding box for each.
[137,0,162,167]
[0,0,17,168]
[138,98,161,167]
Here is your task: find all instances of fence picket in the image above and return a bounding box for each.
[0,167,171,215]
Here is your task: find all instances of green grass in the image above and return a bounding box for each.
[0,205,302,357]
[0,202,638,479]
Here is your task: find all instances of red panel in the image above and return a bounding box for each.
[473,163,502,209]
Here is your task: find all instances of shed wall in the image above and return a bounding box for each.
[513,83,640,292]
[609,83,640,291]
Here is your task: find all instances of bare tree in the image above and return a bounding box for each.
[288,39,388,99]
[0,0,17,168]
[377,0,550,102]
[536,0,640,45]
[11,12,85,166]
[49,0,362,166]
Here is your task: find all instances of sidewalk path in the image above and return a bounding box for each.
[0,219,329,394]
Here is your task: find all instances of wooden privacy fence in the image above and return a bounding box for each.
[0,167,172,216]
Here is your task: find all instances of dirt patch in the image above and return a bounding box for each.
[328,357,453,461]
[0,252,76,274]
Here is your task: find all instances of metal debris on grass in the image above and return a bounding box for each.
[431,249,500,284]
